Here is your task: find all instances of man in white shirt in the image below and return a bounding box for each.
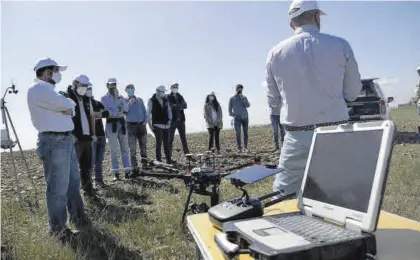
[265,0,362,197]
[27,57,88,243]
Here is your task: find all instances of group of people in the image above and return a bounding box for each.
[26,0,401,244]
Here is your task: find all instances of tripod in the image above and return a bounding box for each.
[1,84,39,207]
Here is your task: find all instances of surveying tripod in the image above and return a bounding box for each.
[1,84,39,207]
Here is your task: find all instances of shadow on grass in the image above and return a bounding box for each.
[69,225,143,260]
[129,177,180,194]
[395,132,420,144]
[87,198,149,226]
[102,185,152,205]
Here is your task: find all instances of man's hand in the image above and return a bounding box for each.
[167,120,172,128]
[72,135,78,144]
[92,136,97,142]
[93,111,103,118]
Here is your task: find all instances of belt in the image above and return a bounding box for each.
[40,131,72,135]
[127,122,144,125]
[284,120,348,132]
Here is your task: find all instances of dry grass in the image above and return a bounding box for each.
[1,106,419,260]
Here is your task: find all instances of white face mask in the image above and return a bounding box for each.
[85,89,93,97]
[52,72,62,84]
[76,86,87,96]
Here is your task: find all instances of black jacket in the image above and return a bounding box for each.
[90,98,109,137]
[65,86,94,141]
[167,93,187,122]
[151,94,170,125]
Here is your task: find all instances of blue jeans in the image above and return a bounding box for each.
[273,130,314,198]
[36,133,86,233]
[234,117,249,150]
[105,123,132,174]
[92,136,106,182]
[270,115,285,148]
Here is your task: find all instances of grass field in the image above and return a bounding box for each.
[1,106,419,260]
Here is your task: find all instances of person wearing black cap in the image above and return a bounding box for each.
[167,83,190,156]
[228,84,251,153]
[27,57,88,243]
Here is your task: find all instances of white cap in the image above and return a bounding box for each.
[156,85,166,92]
[33,57,67,72]
[107,78,117,84]
[417,66,420,71]
[73,74,92,86]
[288,0,326,19]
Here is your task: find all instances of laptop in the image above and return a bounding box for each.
[217,120,396,260]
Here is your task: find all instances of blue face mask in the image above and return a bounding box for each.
[127,89,135,96]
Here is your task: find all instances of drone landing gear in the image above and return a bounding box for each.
[180,184,220,225]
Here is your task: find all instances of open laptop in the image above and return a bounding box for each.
[217,120,396,260]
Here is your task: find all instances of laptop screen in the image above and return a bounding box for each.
[302,129,384,213]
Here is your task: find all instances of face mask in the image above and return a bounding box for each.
[76,86,87,96]
[85,90,93,97]
[172,88,178,94]
[127,89,135,96]
[109,88,116,95]
[52,72,62,84]
[209,96,214,101]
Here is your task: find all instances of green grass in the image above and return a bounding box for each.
[1,106,419,260]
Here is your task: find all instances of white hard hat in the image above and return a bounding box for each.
[33,57,67,72]
[289,0,326,20]
[107,78,117,84]
[73,74,92,86]
[417,66,420,72]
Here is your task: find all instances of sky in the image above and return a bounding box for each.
[1,1,419,151]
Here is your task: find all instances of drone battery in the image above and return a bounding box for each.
[208,197,264,230]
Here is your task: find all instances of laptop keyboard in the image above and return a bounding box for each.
[265,213,363,244]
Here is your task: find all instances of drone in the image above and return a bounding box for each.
[135,149,266,225]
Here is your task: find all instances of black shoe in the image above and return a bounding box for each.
[166,159,176,165]
[125,172,131,179]
[113,174,120,182]
[130,168,141,178]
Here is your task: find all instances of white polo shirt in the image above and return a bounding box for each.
[27,79,75,133]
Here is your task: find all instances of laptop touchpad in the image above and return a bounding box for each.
[253,227,286,236]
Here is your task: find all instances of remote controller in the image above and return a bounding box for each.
[208,196,264,230]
